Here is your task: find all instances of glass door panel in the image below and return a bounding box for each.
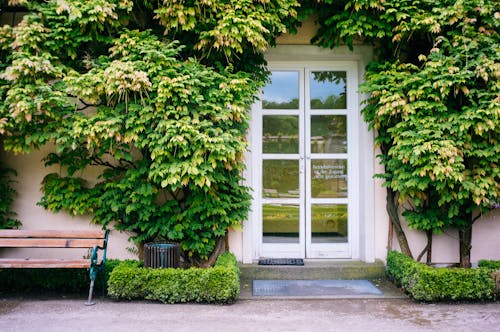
[310,159,347,198]
[260,69,304,258]
[263,160,299,198]
[262,71,300,109]
[311,204,347,244]
[309,71,346,109]
[306,68,350,258]
[263,115,299,154]
[310,115,347,153]
[263,204,300,243]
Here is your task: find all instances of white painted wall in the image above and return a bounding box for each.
[471,209,500,262]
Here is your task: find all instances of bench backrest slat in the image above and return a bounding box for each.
[0,259,92,268]
[0,230,106,239]
[0,238,105,248]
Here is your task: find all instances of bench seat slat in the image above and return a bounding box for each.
[0,238,105,248]
[0,258,92,268]
[0,230,106,239]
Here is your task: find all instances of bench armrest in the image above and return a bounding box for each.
[89,230,109,281]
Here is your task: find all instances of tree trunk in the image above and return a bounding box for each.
[387,218,394,251]
[425,229,432,264]
[416,229,433,263]
[186,235,227,268]
[137,241,145,261]
[386,187,413,258]
[459,225,472,268]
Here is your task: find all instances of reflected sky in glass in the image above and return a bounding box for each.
[262,71,300,109]
[310,71,347,109]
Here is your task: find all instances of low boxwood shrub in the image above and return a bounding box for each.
[0,259,121,294]
[387,251,495,301]
[107,252,240,304]
[386,250,421,287]
[478,260,500,270]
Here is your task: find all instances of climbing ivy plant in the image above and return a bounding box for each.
[309,0,500,267]
[0,0,299,266]
[1,0,498,268]
[0,162,20,229]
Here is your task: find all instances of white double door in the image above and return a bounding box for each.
[253,63,359,259]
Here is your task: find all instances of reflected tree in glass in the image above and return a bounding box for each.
[263,115,299,153]
[263,160,299,198]
[263,204,300,243]
[310,71,346,109]
[311,115,347,153]
[311,204,348,243]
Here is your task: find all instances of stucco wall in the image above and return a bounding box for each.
[0,146,136,260]
[389,209,500,264]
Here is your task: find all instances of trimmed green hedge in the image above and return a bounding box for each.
[0,259,121,294]
[387,251,496,301]
[478,260,500,270]
[107,252,240,304]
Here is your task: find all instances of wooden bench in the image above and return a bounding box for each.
[0,229,109,305]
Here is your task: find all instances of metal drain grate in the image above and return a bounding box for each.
[252,280,384,297]
[258,258,304,266]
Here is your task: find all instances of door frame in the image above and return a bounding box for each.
[242,45,375,263]
[253,63,359,259]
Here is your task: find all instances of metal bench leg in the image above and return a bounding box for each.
[85,278,96,306]
[86,246,99,305]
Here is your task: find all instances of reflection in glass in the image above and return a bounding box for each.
[311,115,347,153]
[311,204,347,243]
[263,115,299,153]
[311,159,347,198]
[310,71,346,109]
[262,71,299,109]
[263,204,299,243]
[263,160,299,198]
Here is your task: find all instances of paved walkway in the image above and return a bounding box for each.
[1,296,499,331]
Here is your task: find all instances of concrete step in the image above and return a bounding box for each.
[239,260,386,283]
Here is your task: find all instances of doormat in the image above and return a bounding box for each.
[252,279,383,297]
[258,258,304,266]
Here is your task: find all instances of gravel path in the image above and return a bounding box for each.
[1,297,499,332]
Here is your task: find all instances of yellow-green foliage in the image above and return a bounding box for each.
[0,1,300,264]
[307,0,500,264]
[0,163,20,229]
